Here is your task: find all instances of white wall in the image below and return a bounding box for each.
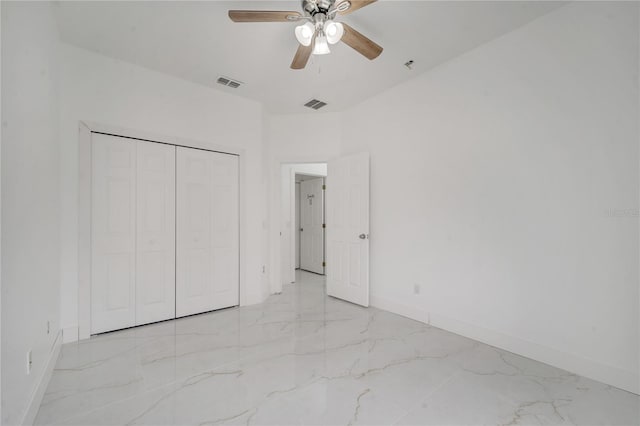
[1,2,61,423]
[339,1,638,393]
[58,44,268,342]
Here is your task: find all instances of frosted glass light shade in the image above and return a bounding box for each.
[324,21,344,44]
[312,34,330,55]
[295,22,315,46]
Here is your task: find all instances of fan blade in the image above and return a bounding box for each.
[337,0,377,16]
[228,10,302,22]
[291,43,313,70]
[341,23,383,60]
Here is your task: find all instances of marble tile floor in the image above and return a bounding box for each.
[36,271,639,425]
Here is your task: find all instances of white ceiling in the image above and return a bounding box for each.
[54,1,565,114]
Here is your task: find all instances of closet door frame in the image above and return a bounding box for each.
[78,121,242,341]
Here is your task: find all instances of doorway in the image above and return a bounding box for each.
[278,154,370,308]
[296,174,325,275]
[279,163,326,285]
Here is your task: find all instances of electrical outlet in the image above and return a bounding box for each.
[26,350,32,375]
[413,284,421,295]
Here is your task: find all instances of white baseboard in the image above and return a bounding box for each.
[370,295,427,324]
[22,330,62,425]
[370,295,639,395]
[62,326,79,343]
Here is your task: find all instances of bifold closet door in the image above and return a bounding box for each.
[176,147,239,317]
[91,134,137,334]
[135,141,176,326]
[91,134,176,334]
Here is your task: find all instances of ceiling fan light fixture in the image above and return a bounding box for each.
[295,22,315,46]
[228,0,383,70]
[312,32,331,55]
[324,21,344,44]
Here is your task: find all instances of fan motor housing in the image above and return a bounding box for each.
[302,0,337,16]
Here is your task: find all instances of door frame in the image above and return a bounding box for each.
[78,121,243,341]
[295,182,301,270]
[276,163,327,291]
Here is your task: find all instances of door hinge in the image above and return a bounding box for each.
[322,224,326,228]
[322,184,326,190]
[322,261,326,267]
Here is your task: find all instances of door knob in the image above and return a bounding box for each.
[359,234,367,240]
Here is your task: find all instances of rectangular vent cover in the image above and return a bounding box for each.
[217,76,243,89]
[304,99,328,110]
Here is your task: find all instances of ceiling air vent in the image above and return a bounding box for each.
[304,99,328,110]
[216,76,243,89]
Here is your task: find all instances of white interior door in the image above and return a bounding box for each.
[300,177,325,274]
[135,142,176,326]
[91,134,137,333]
[326,153,370,307]
[176,147,239,317]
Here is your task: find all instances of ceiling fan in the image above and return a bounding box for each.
[228,0,383,70]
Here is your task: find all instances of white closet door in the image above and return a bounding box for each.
[300,177,325,274]
[176,147,239,317]
[91,134,137,334]
[136,142,176,326]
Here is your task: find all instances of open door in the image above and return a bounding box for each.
[326,152,370,307]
